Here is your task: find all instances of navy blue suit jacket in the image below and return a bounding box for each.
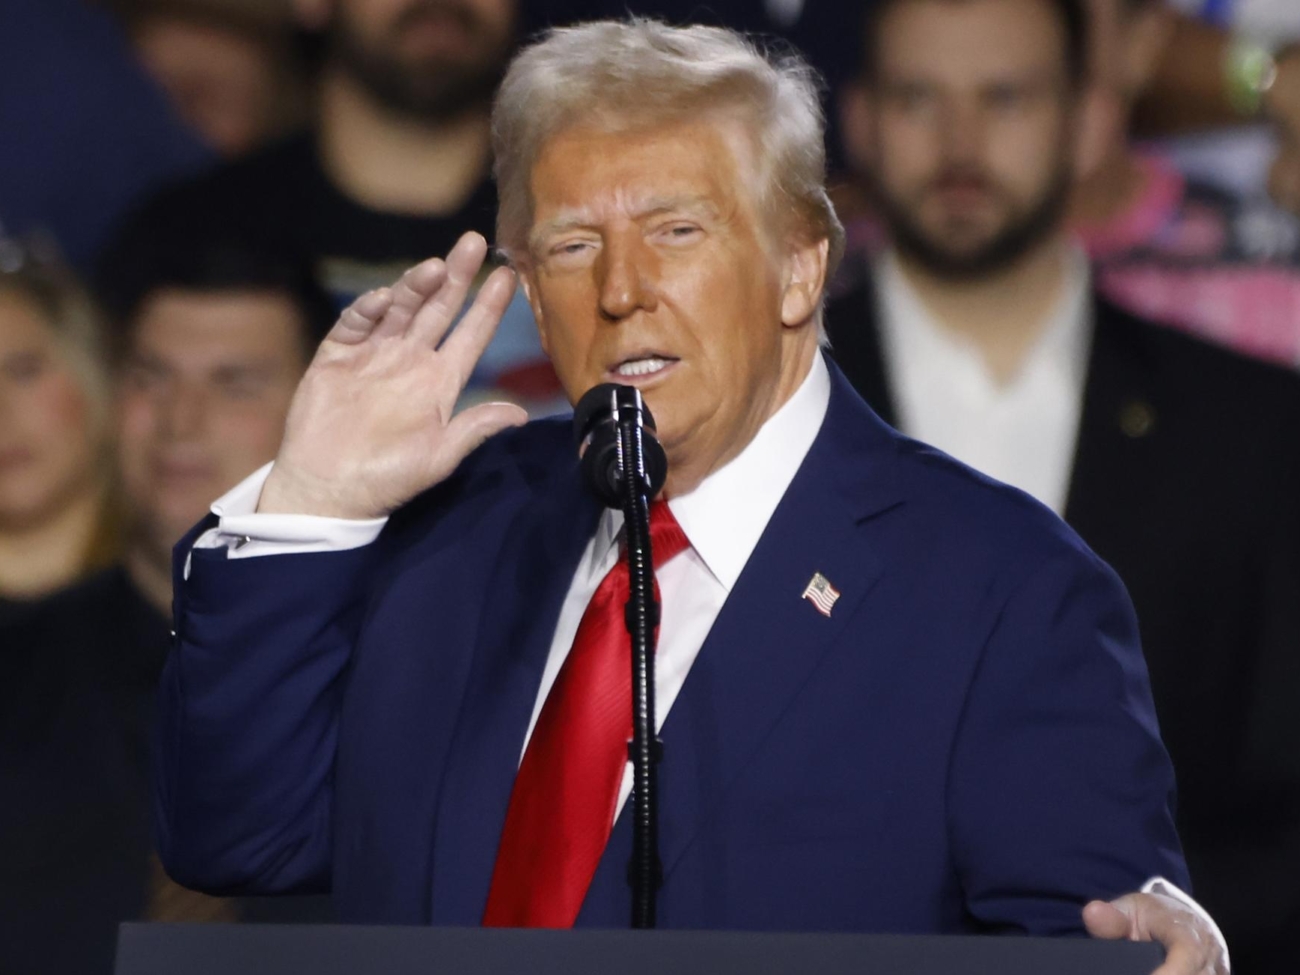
[154,359,1187,932]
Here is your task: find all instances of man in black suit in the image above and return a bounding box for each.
[827,0,1300,971]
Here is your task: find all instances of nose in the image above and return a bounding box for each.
[597,234,657,322]
[161,381,209,441]
[940,100,985,165]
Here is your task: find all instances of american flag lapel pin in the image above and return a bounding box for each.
[801,572,841,617]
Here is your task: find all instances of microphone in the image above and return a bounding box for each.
[571,382,669,929]
[572,384,668,508]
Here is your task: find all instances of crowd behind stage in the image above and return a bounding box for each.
[1,0,1298,972]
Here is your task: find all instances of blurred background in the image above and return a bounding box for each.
[1,1,1297,973]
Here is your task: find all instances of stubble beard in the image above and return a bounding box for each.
[328,1,510,124]
[870,165,1072,282]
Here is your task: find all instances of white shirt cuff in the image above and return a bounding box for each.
[1141,875,1229,966]
[186,463,388,576]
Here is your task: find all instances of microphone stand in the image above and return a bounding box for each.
[611,391,661,930]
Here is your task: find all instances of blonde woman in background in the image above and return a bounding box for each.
[0,246,118,616]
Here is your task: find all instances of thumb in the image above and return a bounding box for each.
[440,402,530,468]
[1083,898,1134,940]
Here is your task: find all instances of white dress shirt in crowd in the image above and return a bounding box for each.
[195,353,832,821]
[876,248,1092,515]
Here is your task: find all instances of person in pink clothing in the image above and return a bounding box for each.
[1070,0,1300,369]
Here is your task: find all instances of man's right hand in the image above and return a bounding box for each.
[258,232,529,519]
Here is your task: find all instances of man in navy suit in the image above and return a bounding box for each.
[155,17,1226,973]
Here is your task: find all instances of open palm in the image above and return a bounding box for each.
[258,233,530,519]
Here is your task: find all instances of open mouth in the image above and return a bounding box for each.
[608,355,680,382]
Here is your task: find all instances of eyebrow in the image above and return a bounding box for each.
[529,195,721,251]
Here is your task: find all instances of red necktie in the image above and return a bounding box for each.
[482,501,689,928]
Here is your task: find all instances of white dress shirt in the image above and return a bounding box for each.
[196,353,832,821]
[877,248,1092,515]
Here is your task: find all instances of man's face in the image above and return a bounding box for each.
[329,0,515,120]
[518,119,824,497]
[131,17,283,157]
[859,0,1078,278]
[116,290,306,560]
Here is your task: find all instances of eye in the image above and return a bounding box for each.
[656,222,702,245]
[888,84,935,114]
[0,350,48,383]
[214,369,270,400]
[986,85,1027,111]
[544,237,599,268]
[548,238,594,257]
[123,362,167,393]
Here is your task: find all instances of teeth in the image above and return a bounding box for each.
[616,357,670,377]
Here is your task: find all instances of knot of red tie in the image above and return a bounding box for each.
[482,499,688,929]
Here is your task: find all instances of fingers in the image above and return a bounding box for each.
[326,288,394,346]
[436,402,530,476]
[325,232,497,350]
[408,232,492,346]
[1085,894,1224,975]
[439,265,519,387]
[371,257,448,339]
[1082,899,1132,940]
[1144,919,1213,975]
[1148,941,1203,975]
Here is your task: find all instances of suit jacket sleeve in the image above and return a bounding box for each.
[152,518,381,895]
[946,544,1189,934]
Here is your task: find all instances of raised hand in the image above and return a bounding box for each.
[258,232,529,519]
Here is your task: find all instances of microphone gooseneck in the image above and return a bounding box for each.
[572,383,667,930]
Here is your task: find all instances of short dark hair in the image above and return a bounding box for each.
[96,230,337,360]
[858,0,1090,89]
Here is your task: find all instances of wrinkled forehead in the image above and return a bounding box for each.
[523,114,773,241]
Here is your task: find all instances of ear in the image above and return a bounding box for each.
[839,81,877,178]
[780,237,830,329]
[1072,84,1120,182]
[516,262,551,357]
[1122,5,1175,96]
[292,0,331,31]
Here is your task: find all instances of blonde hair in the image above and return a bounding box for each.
[0,262,121,567]
[0,263,113,434]
[491,18,844,280]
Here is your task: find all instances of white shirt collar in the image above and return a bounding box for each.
[590,353,832,591]
[873,246,1092,515]
[873,248,1097,397]
[876,246,1092,403]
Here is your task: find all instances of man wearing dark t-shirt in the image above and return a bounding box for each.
[101,0,566,416]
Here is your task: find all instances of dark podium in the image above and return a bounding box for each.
[116,924,1164,975]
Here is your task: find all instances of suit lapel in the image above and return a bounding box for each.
[653,365,907,881]
[1064,299,1160,534]
[428,458,602,924]
[828,279,1161,542]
